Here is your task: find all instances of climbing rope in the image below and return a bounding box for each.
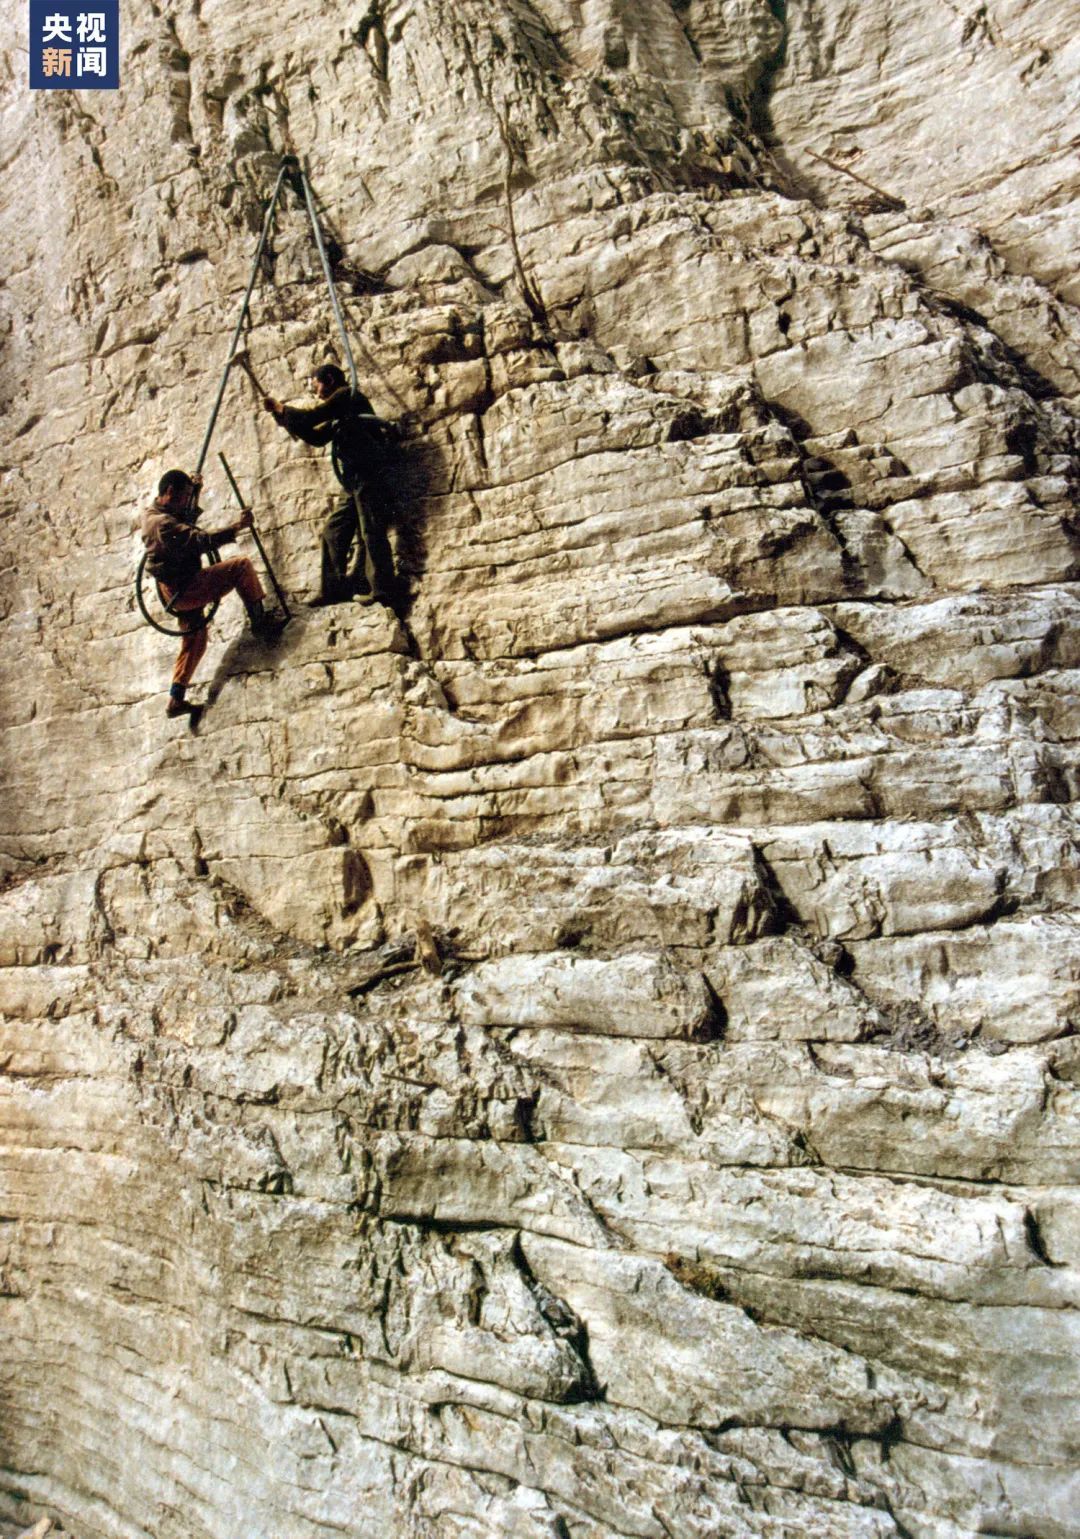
[136,155,362,634]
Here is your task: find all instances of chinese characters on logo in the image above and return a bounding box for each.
[30,3,119,89]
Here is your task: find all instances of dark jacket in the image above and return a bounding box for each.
[278,387,395,490]
[141,499,236,589]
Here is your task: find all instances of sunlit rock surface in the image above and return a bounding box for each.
[1,1,1079,1536]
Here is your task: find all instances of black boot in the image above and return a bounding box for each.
[248,603,287,638]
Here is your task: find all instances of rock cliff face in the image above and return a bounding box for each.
[2,2,1079,1535]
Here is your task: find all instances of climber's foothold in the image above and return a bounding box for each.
[414,919,443,977]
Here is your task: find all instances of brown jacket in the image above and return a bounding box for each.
[141,498,237,589]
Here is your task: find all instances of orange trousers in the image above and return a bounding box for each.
[163,557,265,687]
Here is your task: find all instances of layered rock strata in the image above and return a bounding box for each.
[1,2,1079,1536]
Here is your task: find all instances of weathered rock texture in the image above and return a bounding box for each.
[2,2,1079,1535]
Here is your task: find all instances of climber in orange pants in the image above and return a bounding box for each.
[142,469,285,717]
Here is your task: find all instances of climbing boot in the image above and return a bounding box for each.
[250,608,288,639]
[165,697,196,718]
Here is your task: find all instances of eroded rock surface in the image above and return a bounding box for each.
[1,2,1079,1536]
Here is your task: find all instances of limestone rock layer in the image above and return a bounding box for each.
[1,2,1079,1536]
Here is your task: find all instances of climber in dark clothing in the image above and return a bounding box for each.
[264,363,398,609]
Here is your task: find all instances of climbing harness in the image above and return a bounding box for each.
[136,154,360,634]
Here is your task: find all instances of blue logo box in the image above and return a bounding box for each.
[29,1,119,89]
